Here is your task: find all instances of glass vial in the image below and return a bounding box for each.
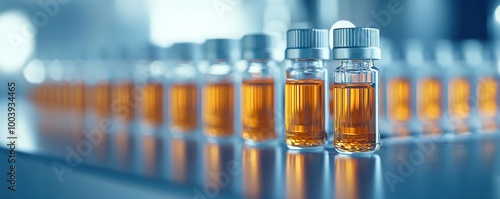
[405,40,444,135]
[435,40,472,133]
[462,40,499,132]
[332,28,380,154]
[168,43,202,135]
[240,34,280,144]
[138,48,168,129]
[202,39,240,138]
[284,29,329,150]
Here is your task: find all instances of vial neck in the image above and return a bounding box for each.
[291,59,324,68]
[340,60,374,69]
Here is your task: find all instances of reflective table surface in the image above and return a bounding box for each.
[2,100,500,199]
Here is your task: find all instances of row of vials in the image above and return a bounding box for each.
[29,27,500,155]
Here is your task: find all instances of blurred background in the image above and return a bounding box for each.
[0,0,499,75]
[1,0,500,199]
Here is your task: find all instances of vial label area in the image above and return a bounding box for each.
[93,81,112,118]
[285,79,325,148]
[169,83,199,132]
[241,78,276,142]
[203,81,235,136]
[142,82,164,126]
[114,81,136,122]
[334,83,377,153]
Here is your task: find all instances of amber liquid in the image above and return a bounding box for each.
[477,77,498,130]
[448,77,470,132]
[93,82,112,118]
[418,78,442,121]
[329,85,334,120]
[169,83,199,133]
[449,78,470,118]
[62,83,71,109]
[203,82,235,136]
[141,83,164,126]
[285,79,325,148]
[114,81,136,122]
[386,78,411,122]
[241,78,276,142]
[334,83,377,152]
[73,81,86,114]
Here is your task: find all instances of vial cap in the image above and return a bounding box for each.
[285,29,330,60]
[172,42,202,61]
[204,39,240,61]
[241,34,278,60]
[332,28,381,60]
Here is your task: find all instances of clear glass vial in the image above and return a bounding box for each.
[434,40,472,134]
[168,43,202,136]
[202,39,240,138]
[137,47,168,130]
[284,29,329,150]
[332,27,380,154]
[240,34,280,144]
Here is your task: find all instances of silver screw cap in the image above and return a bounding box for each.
[204,39,240,61]
[172,42,202,61]
[285,29,329,60]
[241,34,278,60]
[332,28,381,60]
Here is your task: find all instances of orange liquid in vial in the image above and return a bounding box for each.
[386,78,411,122]
[334,83,377,152]
[330,85,334,120]
[203,81,235,136]
[62,83,72,109]
[478,77,498,117]
[478,77,498,130]
[241,78,276,142]
[448,77,470,132]
[141,83,164,126]
[285,79,325,148]
[417,78,442,121]
[93,82,112,118]
[448,77,470,118]
[73,81,86,113]
[114,81,136,122]
[169,83,199,132]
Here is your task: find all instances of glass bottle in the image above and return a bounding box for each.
[111,46,141,129]
[332,27,380,154]
[284,29,329,150]
[405,40,444,135]
[435,40,472,133]
[462,40,499,132]
[377,40,419,136]
[240,34,280,144]
[168,42,202,136]
[202,39,240,139]
[138,47,168,131]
